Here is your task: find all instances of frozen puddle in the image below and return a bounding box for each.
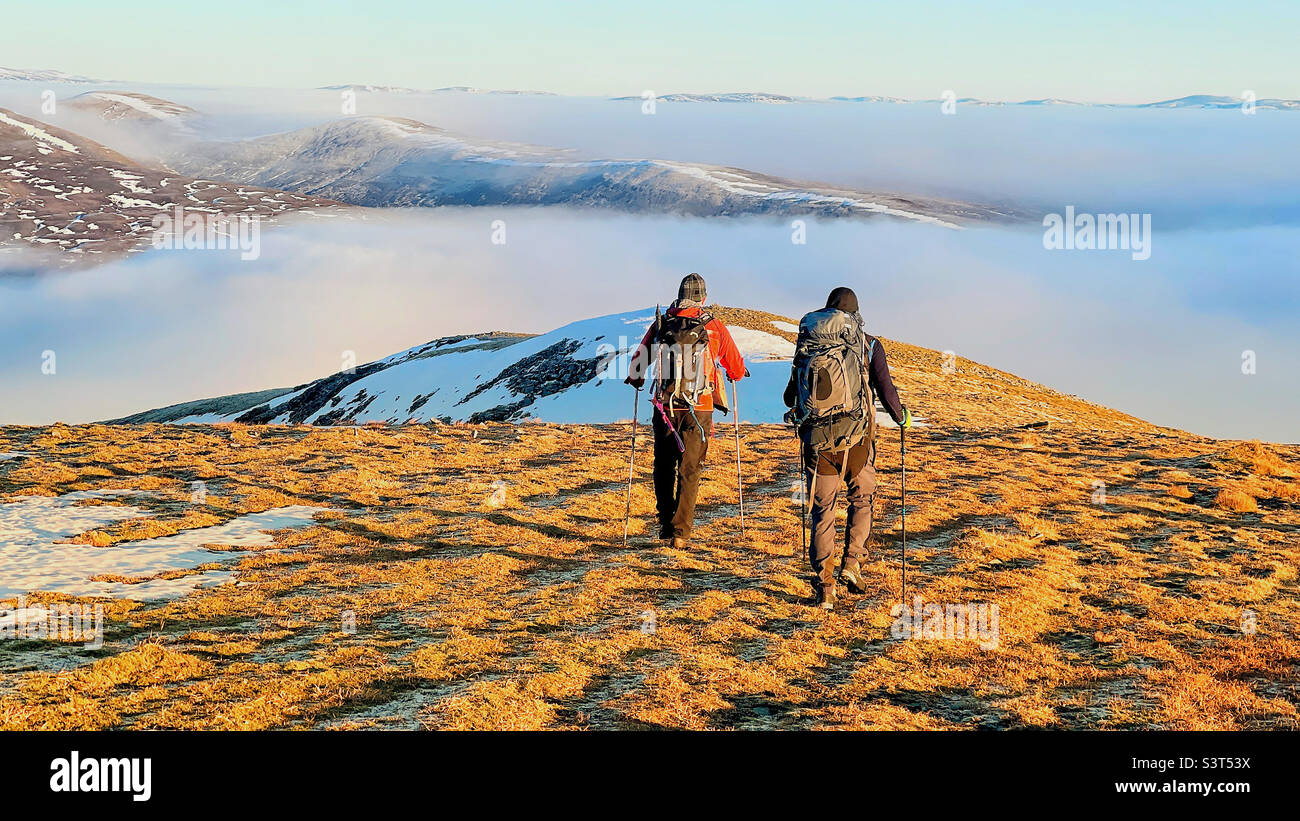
[0,490,326,600]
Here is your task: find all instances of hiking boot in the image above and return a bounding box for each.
[839,560,867,595]
[813,585,836,611]
[671,537,689,549]
[658,524,674,542]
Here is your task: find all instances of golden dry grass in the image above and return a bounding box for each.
[1,389,1298,730]
[1215,488,1259,513]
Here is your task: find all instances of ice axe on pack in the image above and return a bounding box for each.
[650,396,686,453]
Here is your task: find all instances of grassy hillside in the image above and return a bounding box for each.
[1,311,1296,730]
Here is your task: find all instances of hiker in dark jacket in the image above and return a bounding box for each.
[626,273,746,548]
[784,286,911,610]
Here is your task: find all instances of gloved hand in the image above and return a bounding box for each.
[782,409,799,426]
[900,406,913,429]
[625,376,644,390]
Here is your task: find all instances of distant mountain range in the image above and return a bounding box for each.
[160,114,1017,226]
[1,92,1023,270]
[4,68,1294,110]
[615,92,1300,109]
[1133,94,1299,110]
[0,67,102,83]
[614,92,807,104]
[320,84,556,96]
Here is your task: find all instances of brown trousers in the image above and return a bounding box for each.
[804,439,877,590]
[653,405,713,540]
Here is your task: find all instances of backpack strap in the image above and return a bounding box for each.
[860,336,876,425]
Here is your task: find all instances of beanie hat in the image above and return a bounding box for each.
[825,286,859,314]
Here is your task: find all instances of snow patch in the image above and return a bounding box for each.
[728,327,795,361]
[0,492,327,600]
[106,193,162,209]
[85,92,182,120]
[0,111,80,154]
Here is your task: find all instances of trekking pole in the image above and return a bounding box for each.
[624,388,640,545]
[731,379,745,539]
[901,425,907,603]
[797,435,806,561]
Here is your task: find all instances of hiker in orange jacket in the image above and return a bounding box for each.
[625,273,746,548]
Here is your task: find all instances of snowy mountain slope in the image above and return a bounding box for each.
[112,303,1152,432]
[64,91,197,125]
[0,67,100,83]
[0,108,347,263]
[113,307,930,428]
[163,116,1021,226]
[828,95,910,103]
[613,92,807,104]
[1139,94,1300,110]
[615,90,1300,109]
[320,84,423,94]
[320,84,557,95]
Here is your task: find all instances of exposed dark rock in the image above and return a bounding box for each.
[468,399,533,424]
[456,338,605,421]
[237,362,387,425]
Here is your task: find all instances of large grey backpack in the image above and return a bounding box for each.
[792,308,875,453]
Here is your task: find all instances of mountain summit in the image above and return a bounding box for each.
[113,306,1149,433]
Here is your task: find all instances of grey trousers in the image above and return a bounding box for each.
[806,444,877,590]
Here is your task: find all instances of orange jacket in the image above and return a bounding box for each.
[628,306,745,413]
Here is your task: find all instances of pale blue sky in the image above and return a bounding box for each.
[5,0,1298,101]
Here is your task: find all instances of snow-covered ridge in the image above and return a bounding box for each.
[0,111,80,154]
[66,91,197,123]
[113,307,917,428]
[0,66,101,83]
[321,84,422,94]
[0,107,345,263]
[320,84,557,96]
[615,91,1300,110]
[613,92,805,104]
[166,115,1008,226]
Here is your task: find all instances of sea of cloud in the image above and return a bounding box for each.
[0,83,1295,439]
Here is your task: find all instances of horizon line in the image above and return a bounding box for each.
[2,67,1298,109]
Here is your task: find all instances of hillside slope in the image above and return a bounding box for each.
[0,416,1296,729]
[0,109,347,265]
[163,116,1022,226]
[113,305,1151,433]
[64,91,197,125]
